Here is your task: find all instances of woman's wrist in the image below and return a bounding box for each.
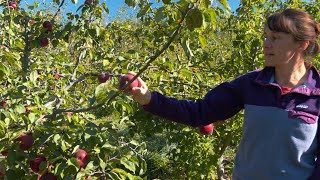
[140,90,152,106]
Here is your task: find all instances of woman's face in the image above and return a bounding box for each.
[263,27,301,67]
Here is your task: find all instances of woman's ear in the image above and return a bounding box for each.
[300,40,310,51]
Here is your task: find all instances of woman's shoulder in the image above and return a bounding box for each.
[236,67,268,81]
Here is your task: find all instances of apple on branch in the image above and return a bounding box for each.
[54,74,60,79]
[25,106,31,114]
[74,149,88,168]
[42,21,53,32]
[119,72,140,92]
[39,38,49,47]
[0,149,8,156]
[98,72,111,83]
[30,155,47,173]
[38,172,58,180]
[0,101,6,107]
[15,133,34,150]
[8,2,17,10]
[199,124,214,135]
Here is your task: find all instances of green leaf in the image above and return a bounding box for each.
[30,70,39,83]
[218,0,231,11]
[28,113,36,123]
[84,161,95,170]
[120,158,136,173]
[53,134,61,144]
[99,157,107,170]
[102,3,109,14]
[207,8,217,29]
[95,83,112,103]
[186,8,203,31]
[102,142,116,150]
[71,0,78,4]
[112,168,129,178]
[0,63,7,78]
[199,34,207,47]
[201,0,213,8]
[15,105,26,114]
[125,0,138,8]
[155,7,165,22]
[162,0,171,4]
[180,68,192,78]
[181,38,194,57]
[107,172,122,180]
[137,3,152,18]
[67,157,80,169]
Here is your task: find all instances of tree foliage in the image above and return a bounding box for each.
[0,0,319,179]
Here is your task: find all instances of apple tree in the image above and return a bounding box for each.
[1,0,319,179]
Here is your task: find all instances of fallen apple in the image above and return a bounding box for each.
[30,155,47,173]
[15,133,34,150]
[199,124,214,135]
[74,149,88,168]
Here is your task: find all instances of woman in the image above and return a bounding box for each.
[130,8,320,180]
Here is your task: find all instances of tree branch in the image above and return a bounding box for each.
[22,17,30,71]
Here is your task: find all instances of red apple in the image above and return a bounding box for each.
[84,0,94,5]
[42,21,52,32]
[98,72,110,83]
[25,106,31,114]
[1,149,8,156]
[29,19,35,25]
[8,2,17,10]
[84,175,92,180]
[30,155,47,173]
[199,124,214,135]
[40,38,49,47]
[74,149,88,167]
[15,133,34,150]
[119,73,139,92]
[38,172,58,180]
[0,101,6,107]
[54,74,60,79]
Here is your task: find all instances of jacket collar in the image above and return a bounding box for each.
[254,66,320,96]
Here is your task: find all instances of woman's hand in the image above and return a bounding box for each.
[128,72,152,106]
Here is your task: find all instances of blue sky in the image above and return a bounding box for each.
[31,0,240,21]
[103,0,240,18]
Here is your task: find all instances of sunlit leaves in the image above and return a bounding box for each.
[186,8,203,31]
[125,0,139,8]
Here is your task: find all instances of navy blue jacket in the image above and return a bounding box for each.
[143,66,320,180]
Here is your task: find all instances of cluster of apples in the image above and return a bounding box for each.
[98,72,140,92]
[0,132,88,179]
[39,20,52,47]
